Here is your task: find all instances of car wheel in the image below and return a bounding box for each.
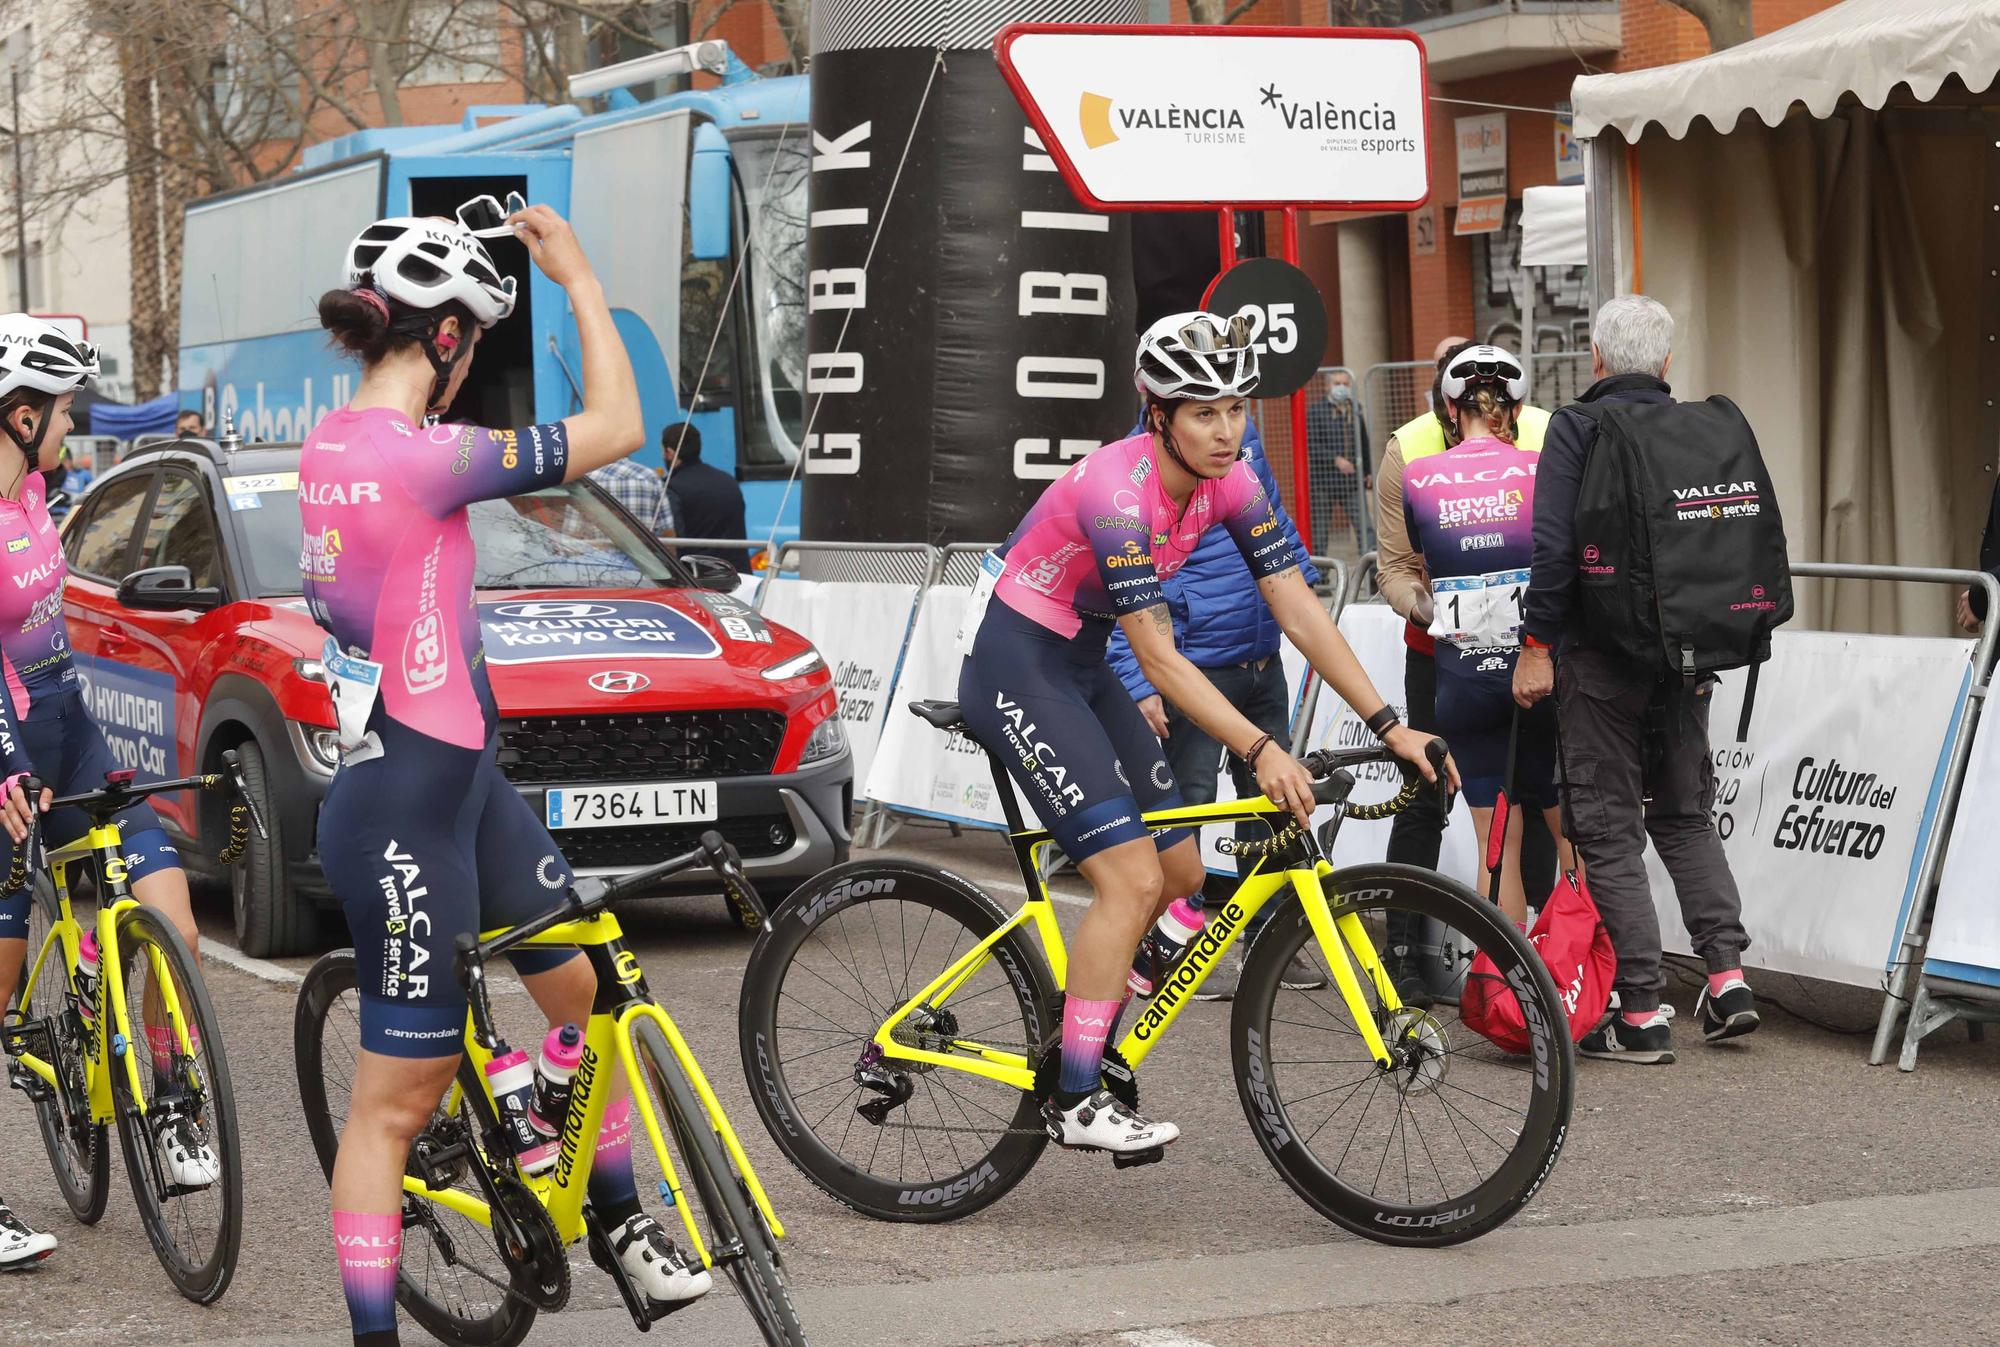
[229,739,318,958]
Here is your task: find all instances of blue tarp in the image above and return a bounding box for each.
[86,393,178,439]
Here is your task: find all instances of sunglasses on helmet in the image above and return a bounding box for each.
[1177,313,1254,354]
[454,190,530,238]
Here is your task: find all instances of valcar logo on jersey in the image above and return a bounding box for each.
[300,480,381,507]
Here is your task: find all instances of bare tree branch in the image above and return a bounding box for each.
[1662,0,1753,51]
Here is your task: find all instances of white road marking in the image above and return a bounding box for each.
[199,939,302,985]
[1119,1331,1220,1347]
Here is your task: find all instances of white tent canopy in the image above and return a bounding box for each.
[1573,0,2000,142]
[1520,186,1587,268]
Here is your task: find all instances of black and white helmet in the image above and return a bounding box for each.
[0,314,98,399]
[1135,310,1260,401]
[343,217,517,329]
[1441,343,1526,404]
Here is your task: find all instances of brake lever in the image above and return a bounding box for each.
[1425,737,1456,821]
[699,829,766,928]
[219,749,270,841]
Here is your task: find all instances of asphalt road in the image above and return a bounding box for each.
[5,818,1998,1346]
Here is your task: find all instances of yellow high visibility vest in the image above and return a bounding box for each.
[1394,404,1551,460]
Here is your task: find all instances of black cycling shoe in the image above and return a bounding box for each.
[1384,953,1433,1010]
[1579,1012,1675,1065]
[1696,979,1760,1043]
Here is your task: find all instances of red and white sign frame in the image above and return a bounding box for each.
[993,22,1432,214]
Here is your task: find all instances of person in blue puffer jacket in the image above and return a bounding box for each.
[1106,416,1323,999]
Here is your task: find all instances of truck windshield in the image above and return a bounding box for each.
[232,475,685,598]
[728,128,808,466]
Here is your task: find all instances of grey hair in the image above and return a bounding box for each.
[1591,294,1674,378]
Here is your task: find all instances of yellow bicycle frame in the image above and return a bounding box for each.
[12,825,197,1125]
[869,796,1405,1091]
[397,912,785,1271]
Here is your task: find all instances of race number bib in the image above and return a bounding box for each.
[953,551,1006,658]
[1428,568,1529,650]
[323,636,384,758]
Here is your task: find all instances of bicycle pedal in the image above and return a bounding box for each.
[1111,1145,1166,1170]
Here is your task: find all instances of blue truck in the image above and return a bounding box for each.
[178,42,808,542]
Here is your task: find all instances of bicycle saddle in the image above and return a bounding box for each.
[909,700,967,732]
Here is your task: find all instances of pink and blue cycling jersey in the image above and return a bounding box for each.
[0,472,78,773]
[298,407,569,750]
[994,432,1296,638]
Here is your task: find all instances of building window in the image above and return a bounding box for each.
[2,243,45,311]
[407,0,504,86]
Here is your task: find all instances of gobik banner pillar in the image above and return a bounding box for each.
[802,1,1141,545]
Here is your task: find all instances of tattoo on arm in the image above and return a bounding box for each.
[1258,565,1302,594]
[1145,603,1173,637]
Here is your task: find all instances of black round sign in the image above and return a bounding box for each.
[1204,258,1329,400]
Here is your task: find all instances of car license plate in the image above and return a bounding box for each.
[544,782,718,830]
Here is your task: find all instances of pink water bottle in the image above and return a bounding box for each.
[75,931,100,1026]
[521,1024,584,1175]
[483,1041,541,1161]
[1128,898,1207,997]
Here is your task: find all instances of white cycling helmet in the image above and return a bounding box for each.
[0,313,99,400]
[1441,343,1526,404]
[343,216,517,329]
[1135,310,1260,402]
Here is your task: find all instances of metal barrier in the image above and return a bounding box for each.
[1361,352,1593,458]
[934,542,1002,588]
[767,539,936,587]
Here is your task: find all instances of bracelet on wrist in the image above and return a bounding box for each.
[1239,732,1274,765]
[1364,706,1402,740]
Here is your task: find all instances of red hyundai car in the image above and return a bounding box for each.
[57,439,850,956]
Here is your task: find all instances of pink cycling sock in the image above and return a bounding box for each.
[333,1209,401,1343]
[587,1097,639,1227]
[1056,996,1122,1099]
[1622,1009,1661,1029]
[1707,969,1745,998]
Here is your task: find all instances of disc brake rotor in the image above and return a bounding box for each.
[1382,1008,1449,1098]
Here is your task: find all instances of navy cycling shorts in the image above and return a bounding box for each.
[1434,649,1559,810]
[958,600,1188,865]
[0,688,180,941]
[319,717,581,1058]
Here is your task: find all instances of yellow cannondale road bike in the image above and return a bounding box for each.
[739,701,1575,1248]
[5,753,263,1302]
[294,833,807,1347]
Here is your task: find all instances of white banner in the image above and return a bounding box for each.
[863,587,1023,828]
[1282,608,1966,989]
[759,578,921,791]
[996,26,1430,210]
[1645,632,1967,987]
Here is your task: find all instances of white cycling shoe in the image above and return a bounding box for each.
[612,1213,712,1304]
[1044,1089,1180,1154]
[0,1201,56,1268]
[153,1110,222,1188]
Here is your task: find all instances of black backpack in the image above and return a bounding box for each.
[1568,394,1793,685]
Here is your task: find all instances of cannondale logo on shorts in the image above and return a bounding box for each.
[536,856,565,890]
[1151,761,1173,792]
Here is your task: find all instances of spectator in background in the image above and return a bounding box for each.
[589,452,675,540]
[1374,336,1556,1001]
[175,409,207,437]
[662,421,749,571]
[1304,369,1370,555]
[1514,294,1757,1065]
[1107,415,1325,999]
[55,445,92,497]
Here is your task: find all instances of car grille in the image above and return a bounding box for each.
[553,814,796,870]
[496,710,787,785]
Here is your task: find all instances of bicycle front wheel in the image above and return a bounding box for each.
[630,1018,808,1347]
[738,861,1058,1223]
[106,902,243,1302]
[17,889,108,1223]
[294,950,534,1347]
[1231,863,1574,1248]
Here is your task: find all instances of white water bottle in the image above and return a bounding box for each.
[1128,898,1207,998]
[483,1041,541,1161]
[521,1024,584,1175]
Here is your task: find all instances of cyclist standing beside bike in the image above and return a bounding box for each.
[958,311,1455,1154]
[1400,345,1575,926]
[0,315,219,1266]
[301,205,708,1347]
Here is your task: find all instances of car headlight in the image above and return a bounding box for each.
[761,649,825,681]
[800,713,847,765]
[294,658,328,684]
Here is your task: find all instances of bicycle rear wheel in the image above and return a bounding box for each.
[1231,863,1573,1248]
[738,861,1058,1223]
[294,950,534,1347]
[16,889,107,1223]
[630,1018,808,1347]
[106,902,243,1302]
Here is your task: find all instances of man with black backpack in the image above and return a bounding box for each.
[1513,295,1792,1066]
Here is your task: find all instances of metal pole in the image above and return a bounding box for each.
[1282,207,1313,553]
[1217,208,1236,270]
[10,71,26,312]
